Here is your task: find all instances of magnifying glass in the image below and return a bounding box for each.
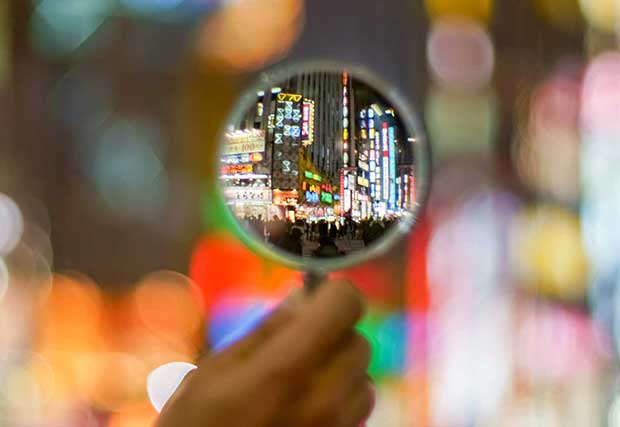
[215,61,430,291]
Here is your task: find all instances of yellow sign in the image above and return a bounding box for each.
[277,93,303,103]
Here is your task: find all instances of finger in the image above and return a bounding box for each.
[288,333,372,426]
[206,287,304,363]
[253,280,366,378]
[336,381,375,427]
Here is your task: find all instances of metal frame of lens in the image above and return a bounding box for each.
[214,60,432,272]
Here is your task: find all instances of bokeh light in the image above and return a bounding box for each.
[0,257,8,303]
[133,271,203,347]
[425,0,494,23]
[147,362,197,413]
[427,19,495,91]
[533,0,583,30]
[516,71,582,204]
[87,117,169,220]
[0,193,24,256]
[581,51,620,137]
[511,205,589,301]
[196,0,305,72]
[425,88,498,161]
[579,0,619,33]
[29,0,112,58]
[51,69,113,133]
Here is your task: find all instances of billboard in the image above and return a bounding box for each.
[272,93,302,191]
[223,130,266,155]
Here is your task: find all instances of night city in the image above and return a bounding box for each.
[220,71,416,257]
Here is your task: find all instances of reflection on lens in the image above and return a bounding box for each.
[219,68,421,262]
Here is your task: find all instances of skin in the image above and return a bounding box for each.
[157,280,374,427]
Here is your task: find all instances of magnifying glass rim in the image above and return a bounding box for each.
[214,59,431,272]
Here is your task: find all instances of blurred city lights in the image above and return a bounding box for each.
[0,193,24,256]
[196,0,305,72]
[511,205,589,301]
[30,0,112,58]
[610,394,620,427]
[209,298,273,350]
[425,0,494,23]
[87,118,169,220]
[427,19,495,91]
[121,0,185,15]
[0,258,8,302]
[51,69,113,132]
[425,88,498,160]
[533,0,583,30]
[147,362,197,413]
[579,0,620,33]
[581,51,620,137]
[133,271,203,346]
[516,72,582,203]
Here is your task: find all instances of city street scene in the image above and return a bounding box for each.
[220,70,417,258]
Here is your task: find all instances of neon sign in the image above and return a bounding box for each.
[388,126,396,209]
[304,171,322,182]
[321,192,333,204]
[273,93,302,190]
[221,164,253,175]
[342,73,350,167]
[382,123,389,202]
[302,100,315,146]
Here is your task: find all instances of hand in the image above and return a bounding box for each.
[156,280,374,427]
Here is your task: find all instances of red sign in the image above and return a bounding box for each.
[222,164,253,175]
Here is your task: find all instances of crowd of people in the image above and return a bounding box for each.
[243,215,397,258]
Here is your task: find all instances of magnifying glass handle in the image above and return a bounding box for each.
[303,270,327,293]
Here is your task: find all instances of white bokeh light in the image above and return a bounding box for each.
[0,194,24,256]
[147,362,197,413]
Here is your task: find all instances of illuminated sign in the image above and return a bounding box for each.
[357,176,370,188]
[382,124,389,202]
[277,93,303,103]
[273,93,302,190]
[304,170,322,182]
[342,73,349,167]
[389,126,397,209]
[306,191,320,204]
[302,100,315,146]
[358,161,369,172]
[321,192,333,204]
[224,187,272,204]
[340,171,346,215]
[224,131,266,155]
[221,164,253,175]
[273,190,299,206]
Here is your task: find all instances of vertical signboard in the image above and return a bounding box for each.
[382,123,389,202]
[301,99,315,146]
[272,93,302,190]
[388,126,397,210]
[343,73,350,167]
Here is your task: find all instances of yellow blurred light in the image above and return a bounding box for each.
[533,0,583,30]
[196,0,305,72]
[425,0,494,23]
[133,271,203,347]
[579,0,619,33]
[511,206,590,300]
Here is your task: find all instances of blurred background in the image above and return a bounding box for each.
[1,0,620,426]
